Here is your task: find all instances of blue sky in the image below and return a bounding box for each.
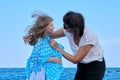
[0,0,120,68]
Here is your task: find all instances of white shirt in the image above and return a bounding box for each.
[64,28,104,64]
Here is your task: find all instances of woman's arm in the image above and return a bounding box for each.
[23,28,65,42]
[49,28,65,39]
[50,39,93,64]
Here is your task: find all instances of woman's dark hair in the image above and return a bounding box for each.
[27,13,53,45]
[63,11,85,38]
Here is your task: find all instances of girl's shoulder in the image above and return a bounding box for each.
[37,35,50,42]
[34,35,50,46]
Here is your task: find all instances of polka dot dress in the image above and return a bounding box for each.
[26,36,64,80]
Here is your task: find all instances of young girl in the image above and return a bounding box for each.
[25,13,64,80]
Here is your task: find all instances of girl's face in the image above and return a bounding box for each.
[46,21,54,34]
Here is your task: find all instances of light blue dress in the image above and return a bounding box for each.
[26,36,64,80]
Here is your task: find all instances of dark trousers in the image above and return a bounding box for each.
[74,58,106,80]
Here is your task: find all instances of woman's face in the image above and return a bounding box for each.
[64,24,74,33]
[46,21,54,34]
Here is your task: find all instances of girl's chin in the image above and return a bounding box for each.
[47,32,52,35]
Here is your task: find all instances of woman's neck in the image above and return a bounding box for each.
[73,33,80,46]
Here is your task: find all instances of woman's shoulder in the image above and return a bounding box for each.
[79,28,98,46]
[84,28,97,38]
[64,30,73,37]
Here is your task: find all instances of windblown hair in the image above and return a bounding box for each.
[27,13,53,45]
[63,11,85,38]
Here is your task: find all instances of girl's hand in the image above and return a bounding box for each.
[48,57,62,64]
[23,35,29,44]
[53,57,62,64]
[50,39,59,49]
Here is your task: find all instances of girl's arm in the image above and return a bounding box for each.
[49,28,65,39]
[47,57,62,64]
[50,39,93,64]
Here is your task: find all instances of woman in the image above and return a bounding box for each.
[50,11,106,80]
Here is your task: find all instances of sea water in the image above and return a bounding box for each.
[0,68,120,80]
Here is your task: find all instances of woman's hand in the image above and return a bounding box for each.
[50,39,59,50]
[48,57,62,64]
